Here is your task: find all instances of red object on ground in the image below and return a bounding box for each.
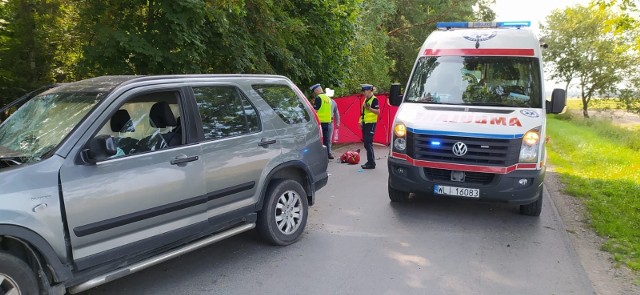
[346,151,360,164]
[340,149,361,165]
[332,94,398,146]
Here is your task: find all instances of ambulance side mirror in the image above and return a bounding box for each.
[389,83,402,107]
[546,88,566,114]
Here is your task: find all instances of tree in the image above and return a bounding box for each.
[336,0,396,96]
[386,0,495,86]
[199,0,360,91]
[74,0,210,76]
[0,0,78,113]
[72,0,360,93]
[595,0,640,114]
[541,4,633,118]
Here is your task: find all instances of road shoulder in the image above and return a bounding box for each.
[545,167,639,295]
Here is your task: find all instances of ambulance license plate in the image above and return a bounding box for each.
[434,185,480,198]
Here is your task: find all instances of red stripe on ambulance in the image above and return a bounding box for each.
[391,152,537,174]
[423,48,535,56]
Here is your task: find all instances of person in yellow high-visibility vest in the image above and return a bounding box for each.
[310,83,334,159]
[359,84,379,169]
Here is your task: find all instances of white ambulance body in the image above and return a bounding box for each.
[387,21,566,216]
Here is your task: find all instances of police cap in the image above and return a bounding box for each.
[310,83,322,91]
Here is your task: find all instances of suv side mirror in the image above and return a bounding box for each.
[546,88,566,114]
[389,83,402,107]
[81,135,117,164]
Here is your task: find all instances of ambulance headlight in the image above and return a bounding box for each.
[519,128,541,163]
[394,123,407,138]
[523,130,540,146]
[394,138,407,151]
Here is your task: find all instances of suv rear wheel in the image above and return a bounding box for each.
[0,251,39,295]
[257,179,308,246]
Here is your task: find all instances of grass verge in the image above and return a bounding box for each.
[547,113,640,272]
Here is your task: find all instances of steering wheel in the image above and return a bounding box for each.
[504,85,526,95]
[463,73,478,84]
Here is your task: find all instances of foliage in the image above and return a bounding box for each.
[0,0,80,113]
[618,75,640,115]
[198,0,360,91]
[335,0,395,96]
[595,0,640,50]
[386,0,495,86]
[541,4,634,118]
[0,0,492,111]
[547,115,640,272]
[75,0,210,76]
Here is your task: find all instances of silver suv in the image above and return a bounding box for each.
[0,75,328,294]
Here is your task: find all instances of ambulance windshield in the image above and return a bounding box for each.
[405,56,542,108]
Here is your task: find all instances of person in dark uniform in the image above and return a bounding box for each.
[359,84,379,169]
[310,83,334,159]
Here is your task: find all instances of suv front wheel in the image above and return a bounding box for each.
[0,251,39,295]
[257,179,308,246]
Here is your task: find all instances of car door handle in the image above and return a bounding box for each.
[170,155,199,165]
[258,138,276,147]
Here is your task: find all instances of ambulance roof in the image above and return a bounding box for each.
[420,26,542,58]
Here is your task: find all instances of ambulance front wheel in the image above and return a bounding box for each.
[519,185,543,216]
[388,181,411,202]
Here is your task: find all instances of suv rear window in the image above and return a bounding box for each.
[252,84,310,124]
[193,86,260,140]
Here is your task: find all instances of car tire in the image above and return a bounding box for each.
[388,181,411,202]
[0,251,39,295]
[520,186,543,216]
[257,179,308,246]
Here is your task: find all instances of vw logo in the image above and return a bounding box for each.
[452,142,468,156]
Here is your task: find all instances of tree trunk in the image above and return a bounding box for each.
[581,88,589,118]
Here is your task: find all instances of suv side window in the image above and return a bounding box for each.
[193,86,260,141]
[252,84,310,124]
[93,91,184,159]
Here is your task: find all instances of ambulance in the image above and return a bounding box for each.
[387,21,566,216]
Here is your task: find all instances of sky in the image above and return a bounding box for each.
[491,0,592,36]
[491,0,592,93]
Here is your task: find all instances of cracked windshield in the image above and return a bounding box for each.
[406,56,542,108]
[0,90,103,166]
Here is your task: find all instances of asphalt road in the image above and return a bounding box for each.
[82,145,595,295]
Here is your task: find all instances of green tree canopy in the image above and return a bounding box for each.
[541,4,633,118]
[0,0,492,114]
[386,0,495,86]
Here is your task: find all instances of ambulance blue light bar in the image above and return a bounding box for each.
[436,21,531,29]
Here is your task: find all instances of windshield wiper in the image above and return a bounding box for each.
[464,102,512,107]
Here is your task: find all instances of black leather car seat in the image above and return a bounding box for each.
[148,102,181,149]
[110,109,138,155]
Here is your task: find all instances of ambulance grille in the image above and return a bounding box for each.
[408,132,521,166]
[424,168,495,184]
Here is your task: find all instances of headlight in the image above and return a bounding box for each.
[523,130,540,146]
[394,123,406,138]
[519,128,541,163]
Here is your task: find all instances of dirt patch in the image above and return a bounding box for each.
[545,170,640,295]
[568,109,640,129]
